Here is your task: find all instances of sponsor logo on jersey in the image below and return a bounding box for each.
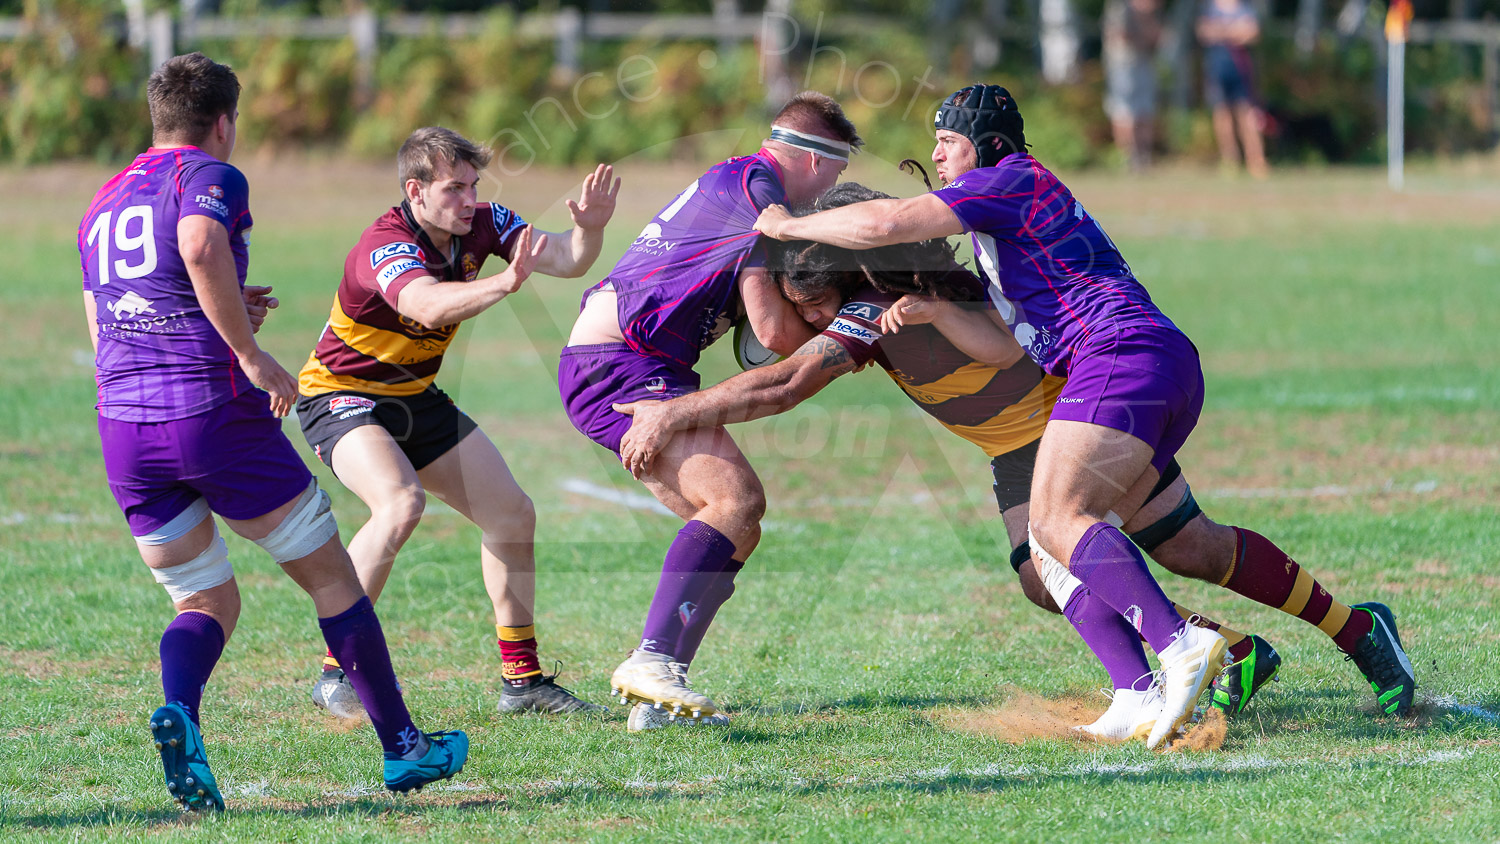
[329,396,376,413]
[127,168,148,176]
[837,301,886,322]
[645,377,667,394]
[370,241,422,269]
[462,252,479,280]
[630,222,678,254]
[336,408,373,420]
[107,291,158,320]
[377,258,423,292]
[208,185,224,199]
[193,194,230,217]
[827,318,877,344]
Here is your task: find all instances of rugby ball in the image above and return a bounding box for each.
[732,316,783,371]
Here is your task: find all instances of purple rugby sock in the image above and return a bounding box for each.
[319,597,422,758]
[674,558,745,668]
[160,610,226,726]
[1062,586,1155,691]
[1067,522,1186,653]
[639,521,737,659]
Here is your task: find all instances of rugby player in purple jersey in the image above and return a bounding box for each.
[77,54,465,810]
[558,92,860,730]
[296,127,618,719]
[752,85,1416,746]
[615,182,1284,742]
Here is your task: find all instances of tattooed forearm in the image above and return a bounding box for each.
[791,335,857,374]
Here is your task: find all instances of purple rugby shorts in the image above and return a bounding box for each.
[558,342,700,455]
[99,389,313,537]
[1048,322,1205,474]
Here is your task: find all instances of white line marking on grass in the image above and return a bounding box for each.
[1204,480,1441,500]
[1266,386,1479,408]
[1431,695,1500,724]
[560,478,675,516]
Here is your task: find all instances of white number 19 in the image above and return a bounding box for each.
[86,205,158,286]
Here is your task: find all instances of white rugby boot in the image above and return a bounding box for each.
[610,650,719,721]
[1146,624,1227,750]
[627,701,731,732]
[1074,674,1162,741]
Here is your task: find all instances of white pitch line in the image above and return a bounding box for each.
[1204,480,1440,500]
[1265,386,1479,408]
[560,478,675,516]
[1431,694,1500,724]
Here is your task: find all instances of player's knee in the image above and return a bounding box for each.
[148,527,234,604]
[374,486,426,535]
[482,492,536,539]
[257,480,340,565]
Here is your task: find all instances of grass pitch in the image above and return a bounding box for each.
[1,154,1498,842]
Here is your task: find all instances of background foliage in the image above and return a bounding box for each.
[0,1,1495,166]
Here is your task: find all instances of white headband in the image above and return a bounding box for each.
[768,125,853,162]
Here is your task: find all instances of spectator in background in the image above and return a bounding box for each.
[1197,0,1269,178]
[1103,0,1163,172]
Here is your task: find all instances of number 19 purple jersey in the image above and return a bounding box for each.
[589,151,787,369]
[931,153,1180,377]
[79,147,254,422]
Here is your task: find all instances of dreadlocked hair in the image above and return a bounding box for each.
[770,182,979,304]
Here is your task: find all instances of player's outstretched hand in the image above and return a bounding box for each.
[240,349,298,418]
[243,285,280,334]
[612,400,677,479]
[499,226,549,296]
[754,205,794,240]
[879,294,944,335]
[567,163,620,231]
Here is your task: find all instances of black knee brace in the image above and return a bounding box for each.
[1128,487,1202,553]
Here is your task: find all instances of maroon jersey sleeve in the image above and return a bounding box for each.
[476,202,529,263]
[356,220,430,306]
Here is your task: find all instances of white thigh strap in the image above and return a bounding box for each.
[149,528,232,602]
[256,480,339,564]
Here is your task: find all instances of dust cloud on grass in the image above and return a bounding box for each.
[938,686,1228,752]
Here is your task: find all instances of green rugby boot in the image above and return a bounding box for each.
[1347,602,1416,716]
[1208,635,1281,717]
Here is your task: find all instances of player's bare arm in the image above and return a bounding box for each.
[741,267,816,356]
[179,214,298,418]
[881,294,1025,368]
[754,193,964,248]
[397,226,548,328]
[533,163,620,278]
[612,335,857,478]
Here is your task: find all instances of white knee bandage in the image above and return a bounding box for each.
[256,480,339,564]
[135,498,212,546]
[150,528,233,602]
[1028,524,1085,610]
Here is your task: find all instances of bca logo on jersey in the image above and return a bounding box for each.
[107,291,157,320]
[838,302,886,322]
[370,242,421,269]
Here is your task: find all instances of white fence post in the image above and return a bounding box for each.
[352,9,378,108]
[148,10,173,70]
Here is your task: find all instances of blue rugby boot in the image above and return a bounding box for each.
[1209,635,1282,717]
[149,702,223,812]
[384,730,469,793]
[1348,602,1416,716]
